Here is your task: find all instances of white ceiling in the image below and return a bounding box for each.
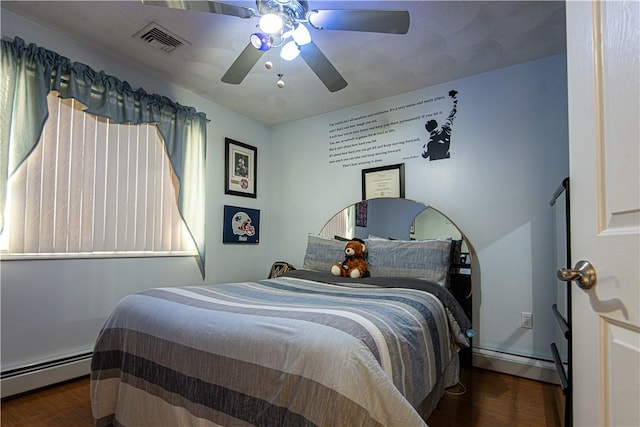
[1,1,566,126]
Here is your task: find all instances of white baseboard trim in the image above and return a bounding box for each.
[472,348,561,385]
[1,353,91,398]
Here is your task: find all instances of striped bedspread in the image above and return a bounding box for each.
[91,273,470,426]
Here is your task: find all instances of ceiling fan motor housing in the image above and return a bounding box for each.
[256,0,308,23]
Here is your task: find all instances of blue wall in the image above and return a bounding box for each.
[268,55,569,361]
[354,198,427,241]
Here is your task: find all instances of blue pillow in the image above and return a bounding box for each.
[302,235,345,272]
[366,239,453,286]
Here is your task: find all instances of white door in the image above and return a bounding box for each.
[565,1,640,426]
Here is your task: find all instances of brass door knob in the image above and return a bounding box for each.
[557,260,597,289]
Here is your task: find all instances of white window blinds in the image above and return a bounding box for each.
[1,93,195,256]
[319,205,355,239]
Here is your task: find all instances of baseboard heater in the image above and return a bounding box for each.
[472,347,561,385]
[1,352,92,399]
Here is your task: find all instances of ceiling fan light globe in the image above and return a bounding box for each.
[276,79,285,88]
[292,24,311,45]
[250,33,271,51]
[280,41,300,61]
[259,14,283,34]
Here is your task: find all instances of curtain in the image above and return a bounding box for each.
[0,37,207,278]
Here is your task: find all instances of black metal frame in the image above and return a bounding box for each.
[224,138,257,198]
[361,163,405,200]
[550,177,572,427]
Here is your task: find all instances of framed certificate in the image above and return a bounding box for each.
[361,163,405,199]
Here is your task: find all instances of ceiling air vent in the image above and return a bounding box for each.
[133,22,191,54]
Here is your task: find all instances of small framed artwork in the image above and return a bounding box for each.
[223,205,260,244]
[225,138,257,198]
[355,201,368,227]
[362,163,405,199]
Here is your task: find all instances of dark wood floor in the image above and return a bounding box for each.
[428,368,564,426]
[1,367,564,426]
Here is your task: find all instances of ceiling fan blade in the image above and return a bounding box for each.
[221,43,265,84]
[300,43,347,93]
[307,9,410,34]
[141,0,256,19]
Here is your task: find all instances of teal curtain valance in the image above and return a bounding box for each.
[1,37,207,277]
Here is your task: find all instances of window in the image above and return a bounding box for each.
[319,205,355,239]
[1,93,195,258]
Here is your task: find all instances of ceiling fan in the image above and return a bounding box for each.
[141,0,410,92]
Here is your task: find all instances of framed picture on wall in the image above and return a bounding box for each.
[223,205,260,244]
[362,163,405,199]
[225,138,257,198]
[355,201,368,227]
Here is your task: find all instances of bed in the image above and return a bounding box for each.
[91,236,472,426]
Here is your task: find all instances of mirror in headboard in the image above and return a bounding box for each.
[319,197,469,261]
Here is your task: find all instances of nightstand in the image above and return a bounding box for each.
[450,263,472,368]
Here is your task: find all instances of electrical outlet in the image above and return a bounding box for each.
[521,312,533,329]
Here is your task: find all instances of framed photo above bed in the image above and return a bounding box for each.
[362,163,405,199]
[225,138,257,198]
[223,205,260,244]
[355,201,368,227]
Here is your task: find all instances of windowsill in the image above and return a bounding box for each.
[0,251,197,261]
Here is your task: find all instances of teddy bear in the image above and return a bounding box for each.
[331,238,370,278]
